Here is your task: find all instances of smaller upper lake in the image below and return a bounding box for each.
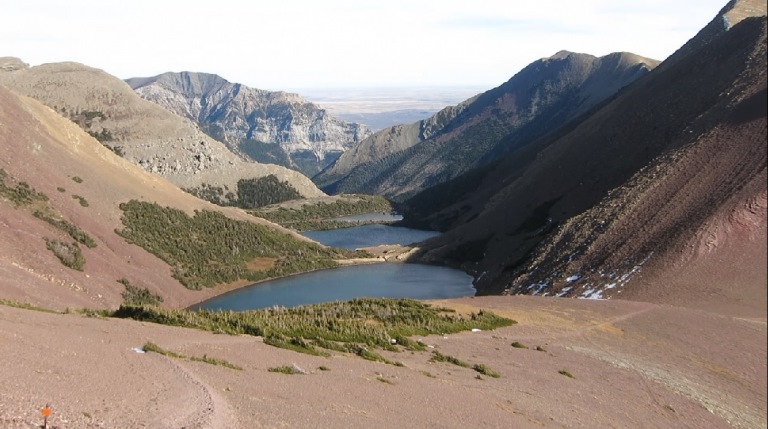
[302,224,440,249]
[193,216,473,311]
[331,212,403,222]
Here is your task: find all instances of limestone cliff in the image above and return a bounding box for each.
[127,72,370,177]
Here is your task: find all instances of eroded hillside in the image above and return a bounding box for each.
[0,60,326,202]
[0,85,345,310]
[315,51,658,200]
[406,1,767,317]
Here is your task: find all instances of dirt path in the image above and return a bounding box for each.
[1,296,764,428]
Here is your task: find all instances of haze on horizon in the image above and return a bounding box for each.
[3,0,726,91]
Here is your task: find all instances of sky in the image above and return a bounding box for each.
[2,0,728,91]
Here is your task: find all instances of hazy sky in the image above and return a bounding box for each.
[2,0,727,91]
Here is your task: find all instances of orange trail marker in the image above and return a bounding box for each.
[42,404,52,428]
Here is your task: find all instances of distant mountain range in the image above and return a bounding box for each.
[314,51,659,201]
[126,72,371,177]
[403,0,766,312]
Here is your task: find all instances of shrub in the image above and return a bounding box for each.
[44,238,85,270]
[511,341,528,349]
[115,200,342,289]
[376,376,395,385]
[429,351,469,368]
[72,176,83,183]
[472,363,501,378]
[0,170,49,206]
[118,278,164,306]
[34,211,97,248]
[142,342,184,359]
[190,354,242,370]
[112,298,516,363]
[143,342,241,370]
[72,195,89,207]
[268,365,306,375]
[559,369,574,378]
[0,299,58,313]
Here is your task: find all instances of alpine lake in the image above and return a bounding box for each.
[194,213,475,311]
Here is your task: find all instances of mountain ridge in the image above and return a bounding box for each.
[127,71,371,177]
[314,50,658,200]
[404,3,767,317]
[0,60,326,201]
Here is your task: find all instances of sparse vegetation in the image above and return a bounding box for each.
[559,369,574,378]
[71,176,83,183]
[263,334,329,357]
[511,341,529,349]
[472,363,501,378]
[190,354,243,370]
[118,278,164,306]
[142,342,241,370]
[317,365,331,371]
[57,187,66,193]
[102,143,125,157]
[429,351,470,368]
[34,210,97,248]
[114,200,345,289]
[112,298,516,361]
[268,365,306,375]
[72,194,89,207]
[0,169,49,206]
[429,351,502,378]
[89,129,115,143]
[252,194,394,231]
[44,238,85,270]
[0,299,58,313]
[376,376,395,385]
[1,170,97,251]
[184,183,236,206]
[142,341,184,358]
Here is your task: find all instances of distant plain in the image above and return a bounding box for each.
[297,86,485,130]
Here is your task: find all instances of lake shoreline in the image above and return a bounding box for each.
[186,244,433,310]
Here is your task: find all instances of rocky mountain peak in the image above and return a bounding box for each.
[127,72,371,177]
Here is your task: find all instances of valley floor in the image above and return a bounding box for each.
[1,295,765,429]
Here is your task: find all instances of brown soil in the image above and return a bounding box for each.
[1,295,764,428]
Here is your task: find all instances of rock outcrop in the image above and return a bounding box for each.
[127,72,370,177]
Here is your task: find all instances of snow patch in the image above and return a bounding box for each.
[526,282,549,296]
[580,288,605,300]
